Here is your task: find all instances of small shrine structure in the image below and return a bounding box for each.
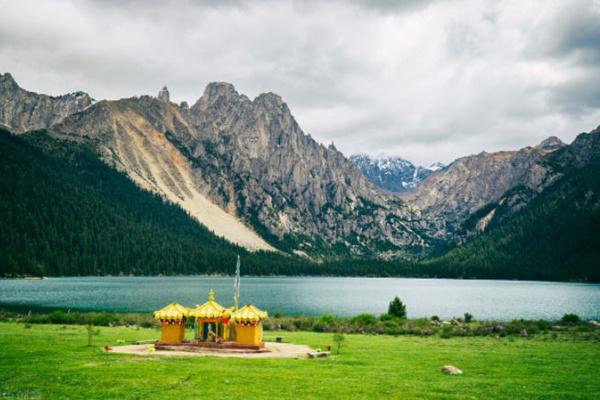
[153,303,190,344]
[153,259,269,351]
[231,304,268,346]
[190,289,234,342]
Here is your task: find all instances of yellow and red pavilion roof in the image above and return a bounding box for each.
[230,304,268,323]
[153,303,190,320]
[190,289,234,319]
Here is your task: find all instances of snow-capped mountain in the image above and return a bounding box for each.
[349,154,444,193]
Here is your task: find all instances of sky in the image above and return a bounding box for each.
[1,0,599,165]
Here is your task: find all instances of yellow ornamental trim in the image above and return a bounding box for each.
[190,289,230,319]
[231,304,268,323]
[153,303,190,320]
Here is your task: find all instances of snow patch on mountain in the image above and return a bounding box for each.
[350,153,444,193]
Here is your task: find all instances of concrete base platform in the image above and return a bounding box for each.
[155,340,265,351]
[107,342,314,359]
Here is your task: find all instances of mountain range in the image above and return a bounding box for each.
[349,154,443,193]
[1,72,599,281]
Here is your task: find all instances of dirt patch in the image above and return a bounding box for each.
[108,342,314,359]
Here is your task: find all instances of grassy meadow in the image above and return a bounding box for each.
[0,322,599,399]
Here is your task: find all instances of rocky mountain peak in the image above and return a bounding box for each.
[254,92,284,108]
[203,82,239,100]
[350,153,435,193]
[158,86,170,103]
[191,82,244,112]
[537,136,565,152]
[428,161,446,171]
[0,73,93,133]
[1,72,17,87]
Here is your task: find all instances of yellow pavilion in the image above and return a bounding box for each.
[190,289,234,342]
[153,303,190,344]
[153,289,268,350]
[231,304,268,346]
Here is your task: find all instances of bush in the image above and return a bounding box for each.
[351,313,378,326]
[91,314,113,326]
[388,297,407,319]
[48,310,74,324]
[382,320,401,335]
[312,322,329,332]
[561,313,580,325]
[440,325,453,339]
[319,314,336,324]
[416,328,434,336]
[464,313,474,323]
[332,332,345,354]
[430,315,440,322]
[411,318,432,328]
[379,313,393,321]
[139,320,156,329]
[535,320,551,331]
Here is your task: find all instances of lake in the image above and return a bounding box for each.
[1,276,599,320]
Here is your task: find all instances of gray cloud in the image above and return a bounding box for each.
[0,0,599,165]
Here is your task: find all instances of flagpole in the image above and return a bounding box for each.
[234,255,240,310]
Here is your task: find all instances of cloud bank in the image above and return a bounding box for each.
[1,0,599,164]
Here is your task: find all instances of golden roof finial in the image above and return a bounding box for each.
[208,289,215,302]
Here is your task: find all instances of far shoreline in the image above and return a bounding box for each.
[2,274,599,285]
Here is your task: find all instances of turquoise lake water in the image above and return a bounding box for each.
[0,276,599,320]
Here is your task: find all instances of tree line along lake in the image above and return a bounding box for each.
[1,276,599,321]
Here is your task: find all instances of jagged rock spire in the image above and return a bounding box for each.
[158,86,170,103]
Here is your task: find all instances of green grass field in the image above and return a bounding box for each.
[1,322,598,399]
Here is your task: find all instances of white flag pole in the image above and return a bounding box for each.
[234,255,240,310]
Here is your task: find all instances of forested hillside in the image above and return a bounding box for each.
[0,130,425,277]
[1,128,598,281]
[0,129,309,276]
[421,159,600,282]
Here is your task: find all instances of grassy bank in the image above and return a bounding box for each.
[2,307,598,340]
[1,322,599,399]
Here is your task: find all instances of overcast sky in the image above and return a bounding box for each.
[1,0,599,165]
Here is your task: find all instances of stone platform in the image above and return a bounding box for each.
[107,342,314,359]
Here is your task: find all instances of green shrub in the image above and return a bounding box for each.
[91,314,113,326]
[351,313,378,326]
[382,320,400,335]
[561,313,580,325]
[139,320,155,329]
[416,328,434,336]
[319,314,336,324]
[312,322,329,332]
[474,325,493,336]
[535,320,551,331]
[379,313,393,321]
[440,325,453,339]
[332,332,345,354]
[464,312,474,323]
[48,311,74,324]
[411,318,432,328]
[388,297,407,319]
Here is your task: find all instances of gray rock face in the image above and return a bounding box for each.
[49,82,434,257]
[0,73,92,133]
[177,84,434,255]
[402,137,568,237]
[158,86,170,103]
